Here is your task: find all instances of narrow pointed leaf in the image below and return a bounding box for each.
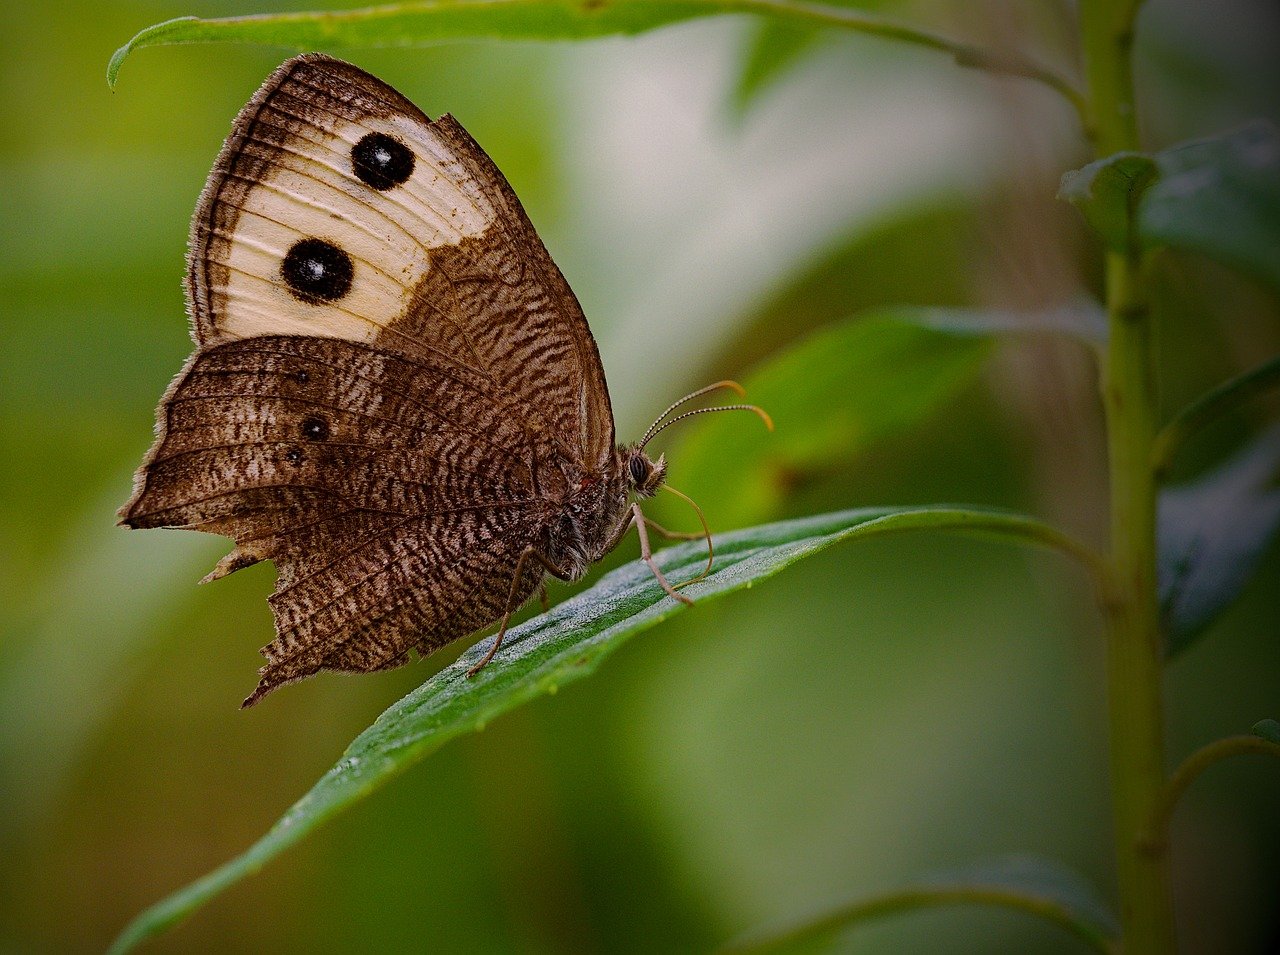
[105,1,900,86]
[109,504,1091,954]
[1159,423,1280,654]
[673,306,1103,529]
[105,0,1086,122]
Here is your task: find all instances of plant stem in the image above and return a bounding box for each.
[1081,1,1177,952]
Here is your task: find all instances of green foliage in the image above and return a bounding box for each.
[103,1,869,86]
[1159,425,1280,654]
[1058,153,1159,255]
[732,20,822,113]
[1142,122,1280,289]
[106,0,1088,120]
[1064,123,1280,287]
[108,505,1089,953]
[674,306,1101,528]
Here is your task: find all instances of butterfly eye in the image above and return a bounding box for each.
[300,417,330,442]
[352,132,415,190]
[628,456,650,486]
[282,239,353,303]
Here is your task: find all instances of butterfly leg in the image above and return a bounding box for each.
[467,547,567,678]
[538,583,550,613]
[642,517,703,541]
[640,517,712,592]
[632,504,695,607]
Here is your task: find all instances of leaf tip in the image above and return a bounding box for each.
[107,16,199,88]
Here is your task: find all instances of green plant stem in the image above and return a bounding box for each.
[1151,354,1280,480]
[722,885,1118,954]
[1081,1,1176,952]
[1145,735,1280,851]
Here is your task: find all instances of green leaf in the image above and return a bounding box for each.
[730,0,906,112]
[1159,423,1280,655]
[109,505,1095,954]
[104,2,861,87]
[1152,354,1280,480]
[732,20,823,113]
[671,306,1103,529]
[1140,121,1280,289]
[1061,124,1280,286]
[1058,152,1159,255]
[726,855,1119,953]
[1252,719,1280,745]
[105,0,1087,125]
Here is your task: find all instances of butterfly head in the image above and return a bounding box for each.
[624,448,667,498]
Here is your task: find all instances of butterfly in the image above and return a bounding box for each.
[120,54,769,707]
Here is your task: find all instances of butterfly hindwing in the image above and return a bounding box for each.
[121,336,549,703]
[253,503,543,706]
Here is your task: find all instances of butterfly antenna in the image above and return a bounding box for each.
[639,404,773,451]
[661,483,714,586]
[638,380,747,448]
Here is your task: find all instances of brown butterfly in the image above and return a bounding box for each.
[120,54,769,707]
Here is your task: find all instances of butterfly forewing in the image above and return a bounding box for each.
[188,54,614,465]
[190,57,492,348]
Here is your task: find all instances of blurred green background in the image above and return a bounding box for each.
[2,0,1278,952]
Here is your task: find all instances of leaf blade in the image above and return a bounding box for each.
[1159,423,1280,655]
[672,306,1102,530]
[1140,121,1280,290]
[109,504,1094,953]
[1058,152,1159,255]
[1060,122,1280,289]
[732,19,823,113]
[105,0,1085,124]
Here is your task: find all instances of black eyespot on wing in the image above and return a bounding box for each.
[301,417,330,442]
[352,133,414,190]
[282,239,353,303]
[628,456,649,486]
[285,448,303,464]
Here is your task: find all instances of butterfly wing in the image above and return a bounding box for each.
[121,336,547,705]
[123,55,620,701]
[188,53,614,469]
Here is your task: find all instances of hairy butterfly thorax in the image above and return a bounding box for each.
[120,53,769,705]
